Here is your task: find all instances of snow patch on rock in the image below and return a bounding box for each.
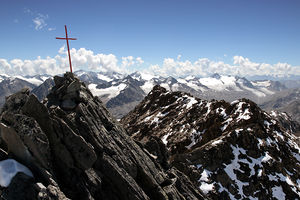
[0,159,33,187]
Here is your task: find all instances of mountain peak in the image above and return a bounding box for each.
[46,72,92,110]
[130,71,156,81]
[185,75,196,80]
[211,73,221,79]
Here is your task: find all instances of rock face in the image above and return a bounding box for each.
[122,85,300,199]
[0,73,204,200]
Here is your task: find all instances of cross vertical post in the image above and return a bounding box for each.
[56,25,77,73]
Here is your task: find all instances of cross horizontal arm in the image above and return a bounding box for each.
[56,37,77,40]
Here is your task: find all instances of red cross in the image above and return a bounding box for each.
[56,25,77,73]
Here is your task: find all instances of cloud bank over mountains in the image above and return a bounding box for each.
[0,47,299,78]
[150,56,299,78]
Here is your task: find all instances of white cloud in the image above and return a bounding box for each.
[0,59,11,73]
[24,8,50,31]
[69,47,121,73]
[136,57,144,65]
[147,56,300,78]
[150,57,208,77]
[232,56,299,77]
[0,47,131,76]
[122,56,144,68]
[33,14,48,30]
[24,8,33,15]
[122,56,135,67]
[0,49,299,78]
[58,46,66,55]
[0,56,61,76]
[48,27,56,31]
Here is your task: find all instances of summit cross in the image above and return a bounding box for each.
[56,25,77,73]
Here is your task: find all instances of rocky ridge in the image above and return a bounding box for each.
[0,73,204,200]
[122,85,300,199]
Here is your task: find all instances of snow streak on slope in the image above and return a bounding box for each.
[88,83,127,99]
[199,76,240,91]
[0,74,9,82]
[14,76,44,86]
[97,74,113,82]
[251,80,271,87]
[141,80,155,94]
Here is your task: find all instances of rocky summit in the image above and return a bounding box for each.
[0,73,204,200]
[122,85,300,199]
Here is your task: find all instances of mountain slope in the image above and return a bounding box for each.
[122,85,300,199]
[260,88,300,123]
[0,73,204,200]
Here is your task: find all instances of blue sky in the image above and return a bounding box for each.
[0,0,299,78]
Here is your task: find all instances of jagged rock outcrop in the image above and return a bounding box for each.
[122,85,300,199]
[0,73,204,200]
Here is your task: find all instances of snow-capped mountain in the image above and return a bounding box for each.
[0,71,293,119]
[13,74,51,86]
[80,71,288,118]
[0,77,36,106]
[121,85,300,199]
[0,74,52,107]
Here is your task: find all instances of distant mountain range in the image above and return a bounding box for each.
[0,71,299,123]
